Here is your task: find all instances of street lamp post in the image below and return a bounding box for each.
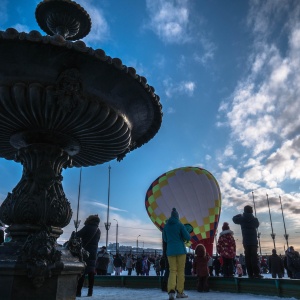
[105,165,111,248]
[279,195,289,249]
[137,235,141,256]
[113,219,118,254]
[266,194,276,250]
[252,191,262,255]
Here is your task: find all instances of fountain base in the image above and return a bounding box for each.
[0,241,84,300]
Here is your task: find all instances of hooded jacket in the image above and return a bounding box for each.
[192,244,210,277]
[217,229,236,259]
[76,215,101,261]
[286,247,300,275]
[162,215,190,256]
[232,212,259,246]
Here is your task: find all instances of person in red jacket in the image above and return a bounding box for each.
[192,243,210,292]
[217,222,236,277]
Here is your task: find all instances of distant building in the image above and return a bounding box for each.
[104,242,162,256]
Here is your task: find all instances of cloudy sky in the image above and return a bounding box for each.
[1,0,300,255]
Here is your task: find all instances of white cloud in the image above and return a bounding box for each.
[84,200,128,212]
[180,81,196,95]
[163,78,196,98]
[216,1,300,221]
[224,146,234,157]
[205,155,211,161]
[81,0,109,45]
[145,0,191,44]
[167,107,176,114]
[13,23,30,33]
[193,37,216,66]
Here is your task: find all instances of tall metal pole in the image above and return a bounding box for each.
[137,234,140,256]
[252,191,262,255]
[74,167,82,232]
[279,195,289,249]
[113,219,118,254]
[266,194,276,250]
[105,165,111,248]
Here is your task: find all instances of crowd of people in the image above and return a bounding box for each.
[1,206,300,299]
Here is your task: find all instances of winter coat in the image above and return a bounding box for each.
[162,216,190,256]
[135,258,143,274]
[232,212,259,246]
[217,229,236,259]
[286,249,300,275]
[126,256,134,269]
[96,250,110,271]
[76,220,101,273]
[185,256,193,275]
[192,244,210,277]
[160,256,167,270]
[113,255,123,268]
[268,253,284,275]
[142,257,151,273]
[236,264,243,275]
[239,254,246,265]
[213,257,221,269]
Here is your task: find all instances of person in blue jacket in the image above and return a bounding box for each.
[163,208,190,300]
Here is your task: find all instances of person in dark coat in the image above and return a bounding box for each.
[286,246,300,279]
[268,249,284,278]
[76,215,101,297]
[284,254,293,278]
[232,205,262,278]
[96,246,110,275]
[217,222,236,277]
[161,239,169,291]
[213,255,221,276]
[192,243,210,292]
[135,256,143,276]
[184,254,193,276]
[113,253,123,275]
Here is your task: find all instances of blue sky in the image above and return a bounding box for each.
[1,0,300,255]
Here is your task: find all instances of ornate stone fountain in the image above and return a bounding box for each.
[0,0,162,299]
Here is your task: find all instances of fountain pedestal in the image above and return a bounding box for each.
[0,1,162,299]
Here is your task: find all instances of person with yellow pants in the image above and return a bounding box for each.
[163,208,191,299]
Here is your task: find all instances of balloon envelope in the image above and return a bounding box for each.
[145,167,221,250]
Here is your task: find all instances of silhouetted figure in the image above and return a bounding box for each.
[233,205,262,278]
[286,246,300,279]
[76,215,101,297]
[96,246,110,275]
[268,249,284,278]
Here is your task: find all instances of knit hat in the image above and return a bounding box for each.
[171,208,179,219]
[244,205,253,213]
[222,222,230,231]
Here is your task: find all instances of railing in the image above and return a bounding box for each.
[92,275,300,299]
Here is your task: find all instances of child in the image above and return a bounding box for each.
[192,243,210,292]
[236,263,243,277]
